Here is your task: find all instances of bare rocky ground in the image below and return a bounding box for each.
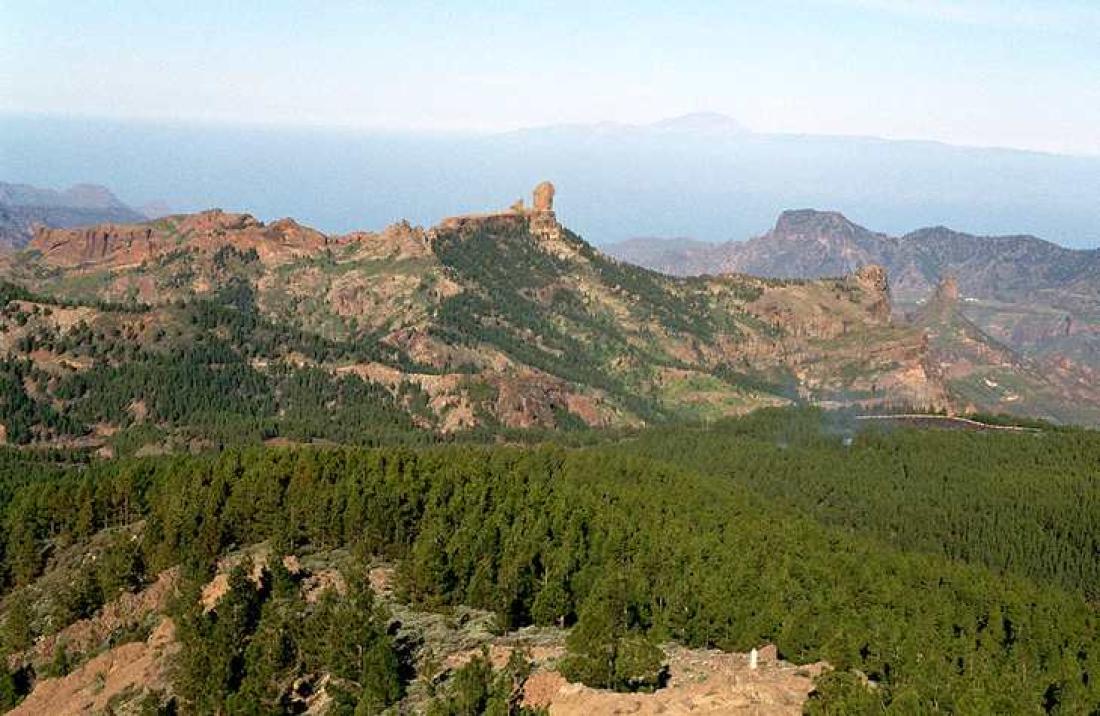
[7,551,826,714]
[440,638,824,715]
[526,645,823,715]
[9,618,176,715]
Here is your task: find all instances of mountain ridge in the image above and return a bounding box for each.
[0,180,148,250]
[608,208,1100,290]
[607,210,1100,364]
[1,183,1098,454]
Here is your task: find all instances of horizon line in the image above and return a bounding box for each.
[2,109,1097,161]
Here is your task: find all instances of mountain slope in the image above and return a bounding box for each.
[0,184,930,446]
[897,225,1100,305]
[914,276,1100,423]
[607,210,1100,364]
[609,209,1100,298]
[716,210,898,280]
[0,183,1096,451]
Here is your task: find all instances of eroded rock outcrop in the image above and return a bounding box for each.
[434,181,563,246]
[28,209,328,268]
[923,274,961,321]
[936,274,960,304]
[333,220,432,260]
[527,181,561,242]
[532,181,555,212]
[853,264,891,322]
[30,223,159,267]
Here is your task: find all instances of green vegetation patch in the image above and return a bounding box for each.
[1,428,1097,711]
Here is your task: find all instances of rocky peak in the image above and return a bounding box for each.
[26,209,326,269]
[436,181,561,241]
[921,274,961,322]
[180,209,263,233]
[851,264,891,322]
[336,221,432,260]
[771,210,876,242]
[709,210,892,280]
[265,217,328,248]
[532,181,555,212]
[29,223,156,268]
[934,274,960,304]
[904,226,960,242]
[854,264,889,294]
[527,181,560,242]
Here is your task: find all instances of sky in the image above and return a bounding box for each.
[2,0,1099,155]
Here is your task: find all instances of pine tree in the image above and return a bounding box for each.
[1,593,33,653]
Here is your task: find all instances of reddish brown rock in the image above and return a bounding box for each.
[27,209,328,269]
[854,264,888,294]
[853,264,891,322]
[923,274,961,320]
[937,274,960,303]
[532,181,555,212]
[30,224,158,267]
[334,221,432,260]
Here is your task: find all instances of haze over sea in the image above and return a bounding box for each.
[3,112,1098,248]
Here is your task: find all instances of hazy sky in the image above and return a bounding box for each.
[3,1,1099,155]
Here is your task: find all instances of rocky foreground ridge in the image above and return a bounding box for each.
[1,182,1098,450]
[7,545,825,715]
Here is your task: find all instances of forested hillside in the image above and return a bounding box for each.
[627,408,1100,599]
[1,413,1099,712]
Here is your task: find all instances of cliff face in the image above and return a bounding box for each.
[30,224,161,267]
[853,264,891,322]
[27,210,340,269]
